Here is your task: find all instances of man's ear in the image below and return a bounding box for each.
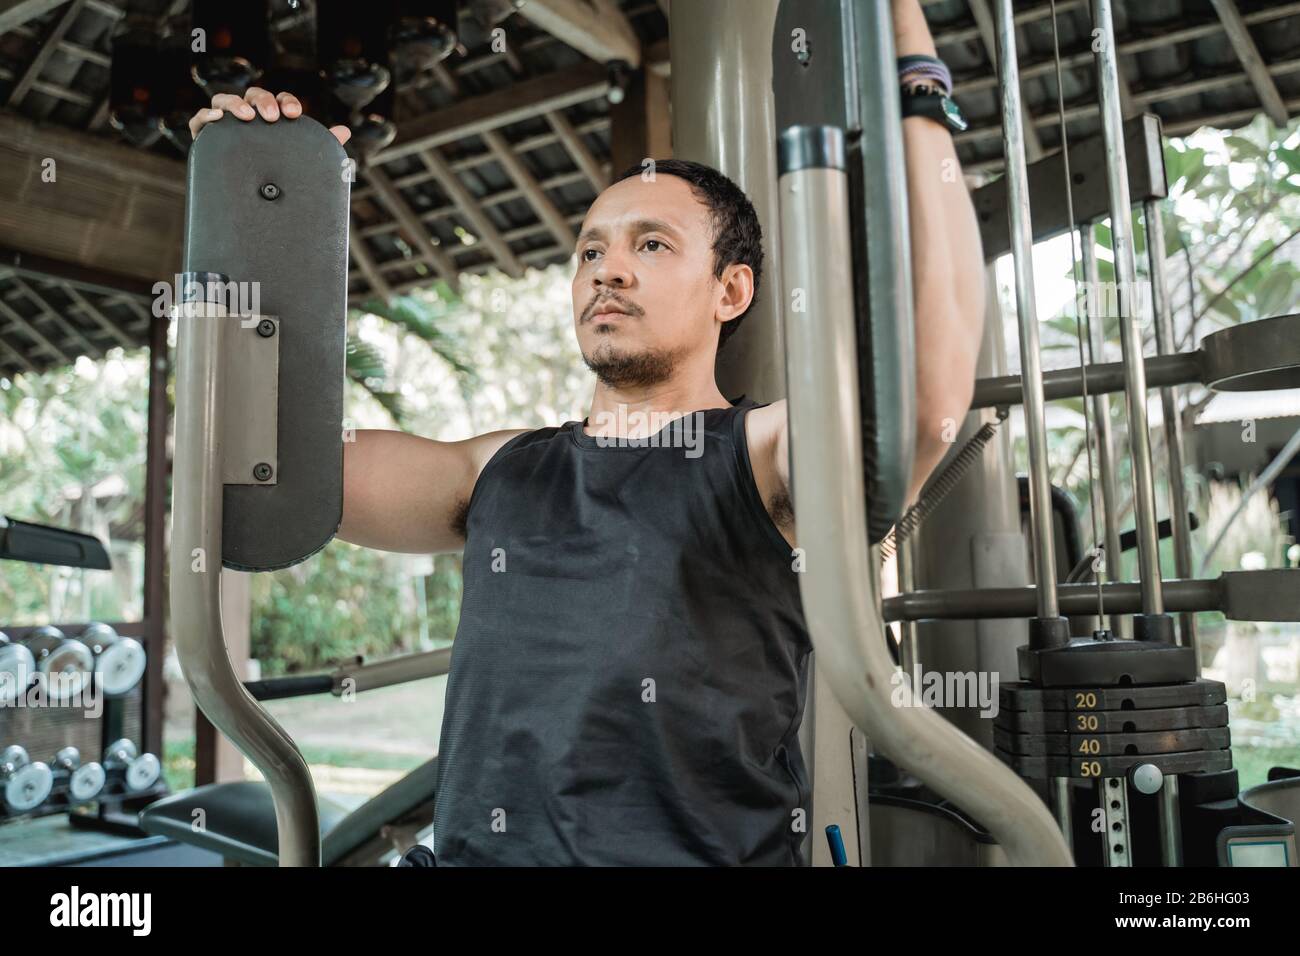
[717,263,755,320]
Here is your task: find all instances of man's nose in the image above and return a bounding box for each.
[593,249,632,286]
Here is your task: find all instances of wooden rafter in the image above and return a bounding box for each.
[1209,0,1290,127]
[10,275,101,357]
[521,0,641,67]
[6,0,86,108]
[365,165,461,292]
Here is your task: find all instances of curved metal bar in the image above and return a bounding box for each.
[170,298,320,867]
[777,128,1073,868]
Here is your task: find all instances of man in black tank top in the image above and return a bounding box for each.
[309,0,985,865]
[421,151,983,865]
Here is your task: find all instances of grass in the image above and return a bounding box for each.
[163,736,426,794]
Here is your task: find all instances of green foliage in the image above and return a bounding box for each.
[0,353,150,624]
[251,544,412,675]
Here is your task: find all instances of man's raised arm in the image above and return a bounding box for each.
[894,0,987,504]
[338,428,525,554]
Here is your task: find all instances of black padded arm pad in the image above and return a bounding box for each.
[183,116,351,571]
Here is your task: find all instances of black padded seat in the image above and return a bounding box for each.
[139,756,439,866]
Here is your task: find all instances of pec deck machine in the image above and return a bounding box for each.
[154,0,1300,866]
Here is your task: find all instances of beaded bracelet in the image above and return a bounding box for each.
[898,54,952,96]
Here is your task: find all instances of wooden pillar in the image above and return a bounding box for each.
[142,311,168,760]
[608,54,673,175]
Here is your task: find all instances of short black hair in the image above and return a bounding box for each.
[609,158,762,350]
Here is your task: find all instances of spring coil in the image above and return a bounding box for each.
[879,406,1010,562]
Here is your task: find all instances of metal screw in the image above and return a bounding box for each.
[260,183,281,201]
[253,463,273,481]
[256,319,276,338]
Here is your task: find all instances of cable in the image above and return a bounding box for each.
[1050,0,1107,628]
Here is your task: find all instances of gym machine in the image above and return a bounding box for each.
[772,0,1300,865]
[139,110,456,867]
[149,0,1300,867]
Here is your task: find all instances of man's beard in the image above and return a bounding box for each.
[582,338,682,389]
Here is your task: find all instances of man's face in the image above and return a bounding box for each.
[571,173,748,389]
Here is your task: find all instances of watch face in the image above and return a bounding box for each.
[941,96,969,132]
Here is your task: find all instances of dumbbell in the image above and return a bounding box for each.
[22,626,93,703]
[54,747,107,804]
[103,739,161,793]
[0,630,35,706]
[1,745,53,814]
[80,623,146,697]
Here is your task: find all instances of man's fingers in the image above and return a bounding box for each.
[275,92,302,117]
[243,86,280,120]
[328,125,352,147]
[188,108,223,140]
[211,93,254,119]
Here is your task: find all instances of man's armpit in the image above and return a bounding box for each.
[769,483,795,530]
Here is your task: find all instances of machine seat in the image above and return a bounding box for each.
[138,756,439,866]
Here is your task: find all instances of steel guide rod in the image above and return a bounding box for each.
[1145,200,1200,659]
[1093,0,1165,617]
[993,0,1064,629]
[1080,227,1130,638]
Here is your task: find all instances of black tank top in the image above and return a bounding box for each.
[431,397,813,865]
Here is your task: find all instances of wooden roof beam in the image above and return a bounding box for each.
[969,0,1043,160]
[1209,0,1290,128]
[0,294,71,364]
[425,59,582,252]
[416,147,526,278]
[374,60,608,164]
[63,285,137,350]
[521,0,640,67]
[364,166,461,293]
[6,0,85,108]
[0,0,67,34]
[10,275,101,357]
[348,215,394,303]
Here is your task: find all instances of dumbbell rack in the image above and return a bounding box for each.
[68,690,168,837]
[0,625,166,833]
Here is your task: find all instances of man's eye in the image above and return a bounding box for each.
[582,249,600,261]
[644,239,663,252]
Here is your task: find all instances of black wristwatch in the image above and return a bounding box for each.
[900,89,968,133]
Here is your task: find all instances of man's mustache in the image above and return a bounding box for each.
[582,294,644,323]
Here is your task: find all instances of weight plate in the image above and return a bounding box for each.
[996,704,1229,734]
[69,762,107,802]
[999,679,1227,713]
[0,643,34,705]
[993,726,1231,757]
[95,636,146,696]
[35,640,93,702]
[126,753,161,792]
[995,747,1233,780]
[5,761,53,811]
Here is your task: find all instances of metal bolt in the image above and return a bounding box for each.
[260,183,281,201]
[256,319,276,338]
[253,463,273,481]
